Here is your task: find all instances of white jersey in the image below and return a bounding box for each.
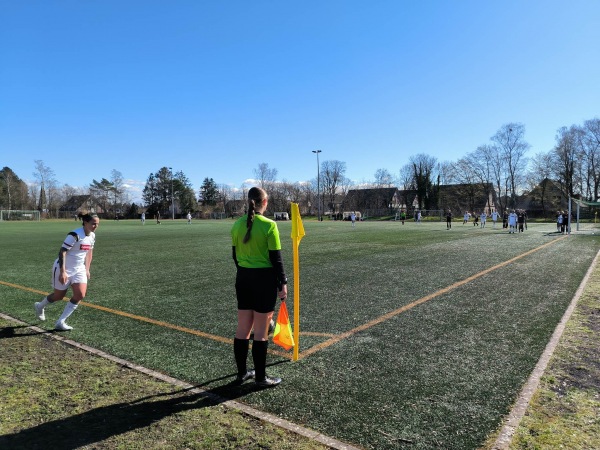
[58,227,95,272]
[491,211,499,221]
[508,213,518,227]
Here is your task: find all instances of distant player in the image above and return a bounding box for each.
[557,211,563,232]
[480,211,487,228]
[187,211,192,224]
[517,210,526,232]
[446,209,453,230]
[35,214,100,331]
[350,211,356,227]
[508,210,518,234]
[491,210,499,228]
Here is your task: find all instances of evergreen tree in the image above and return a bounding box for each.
[199,177,219,206]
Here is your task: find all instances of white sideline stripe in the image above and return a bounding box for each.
[0,313,361,450]
[491,246,600,449]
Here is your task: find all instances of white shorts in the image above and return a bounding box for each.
[52,260,87,291]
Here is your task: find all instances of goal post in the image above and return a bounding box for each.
[570,198,600,232]
[0,210,41,221]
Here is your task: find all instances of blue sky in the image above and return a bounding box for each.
[1,1,599,202]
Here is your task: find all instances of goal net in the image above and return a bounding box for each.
[0,210,41,221]
[571,198,600,232]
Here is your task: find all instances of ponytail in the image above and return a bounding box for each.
[243,199,256,243]
[243,187,267,243]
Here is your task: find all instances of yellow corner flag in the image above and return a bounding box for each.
[290,203,304,361]
[273,301,294,350]
[291,203,305,242]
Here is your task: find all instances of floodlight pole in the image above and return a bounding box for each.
[312,150,322,221]
[169,167,174,220]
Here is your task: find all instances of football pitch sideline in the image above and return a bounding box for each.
[1,219,599,449]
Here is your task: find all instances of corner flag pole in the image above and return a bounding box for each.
[290,203,305,361]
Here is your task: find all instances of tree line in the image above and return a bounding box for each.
[1,118,598,219]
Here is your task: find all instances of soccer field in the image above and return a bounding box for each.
[1,219,599,449]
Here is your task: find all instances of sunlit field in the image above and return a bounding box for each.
[1,218,599,449]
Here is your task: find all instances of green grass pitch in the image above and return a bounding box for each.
[1,218,599,449]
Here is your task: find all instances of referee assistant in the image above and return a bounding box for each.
[231,187,287,387]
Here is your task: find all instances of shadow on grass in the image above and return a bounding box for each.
[0,360,290,450]
[0,325,53,339]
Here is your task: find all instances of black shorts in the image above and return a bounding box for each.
[235,267,277,313]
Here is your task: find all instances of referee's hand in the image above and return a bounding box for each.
[278,284,288,300]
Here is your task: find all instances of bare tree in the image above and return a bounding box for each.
[490,123,530,208]
[290,181,305,205]
[111,169,125,214]
[301,179,317,216]
[46,179,62,218]
[447,155,480,213]
[550,125,580,200]
[436,161,453,186]
[270,180,296,214]
[526,152,554,216]
[28,183,39,210]
[219,184,234,215]
[321,160,346,215]
[338,176,353,198]
[33,160,56,214]
[579,118,600,201]
[477,143,508,215]
[470,146,496,213]
[398,164,415,211]
[254,163,277,189]
[374,168,394,187]
[62,184,78,200]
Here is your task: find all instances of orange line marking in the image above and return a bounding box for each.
[80,302,233,344]
[296,236,566,360]
[0,281,47,295]
[0,280,290,357]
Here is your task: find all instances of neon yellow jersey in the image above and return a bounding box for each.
[231,214,282,268]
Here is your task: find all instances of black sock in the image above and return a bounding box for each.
[252,340,268,381]
[234,338,249,376]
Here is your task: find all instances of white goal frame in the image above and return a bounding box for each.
[0,210,41,221]
[570,198,600,233]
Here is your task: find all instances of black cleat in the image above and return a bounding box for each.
[234,370,255,384]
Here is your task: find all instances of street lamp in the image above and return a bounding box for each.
[312,150,322,221]
[169,167,174,220]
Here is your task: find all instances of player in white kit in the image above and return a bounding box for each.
[491,210,500,227]
[34,214,100,331]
